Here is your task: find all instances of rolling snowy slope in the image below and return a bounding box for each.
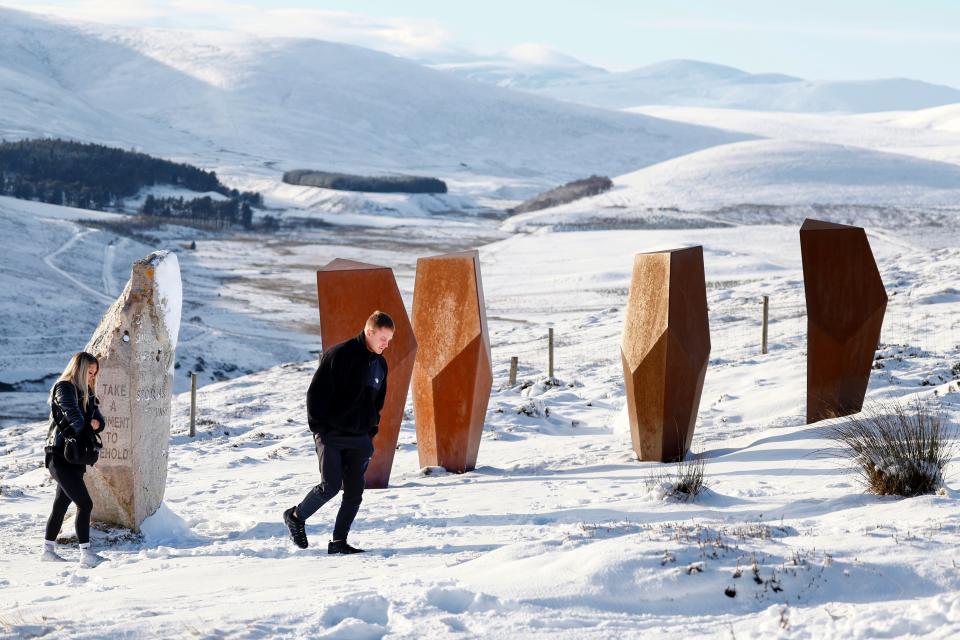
[864,102,960,134]
[0,7,744,194]
[504,139,960,230]
[0,196,310,395]
[631,105,960,167]
[0,192,506,424]
[435,55,960,113]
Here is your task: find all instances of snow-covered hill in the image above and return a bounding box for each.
[629,105,960,167]
[0,191,503,419]
[864,102,960,134]
[504,139,960,230]
[0,196,309,398]
[0,7,743,195]
[434,56,960,113]
[429,42,608,89]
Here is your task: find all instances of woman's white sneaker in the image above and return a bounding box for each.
[40,548,67,562]
[79,550,105,568]
[79,543,105,568]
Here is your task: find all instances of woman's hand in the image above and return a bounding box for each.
[91,418,102,432]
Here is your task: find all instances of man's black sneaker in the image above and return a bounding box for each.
[328,539,364,555]
[283,507,308,549]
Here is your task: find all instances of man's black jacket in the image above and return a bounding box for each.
[307,332,388,437]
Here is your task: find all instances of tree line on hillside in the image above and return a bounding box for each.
[283,169,448,194]
[0,138,262,228]
[141,194,259,229]
[511,175,614,214]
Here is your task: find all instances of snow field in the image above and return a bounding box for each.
[2,225,959,638]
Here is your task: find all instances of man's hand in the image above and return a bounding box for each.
[91,419,102,432]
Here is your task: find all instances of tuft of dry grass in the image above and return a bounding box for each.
[824,398,953,497]
[656,451,707,500]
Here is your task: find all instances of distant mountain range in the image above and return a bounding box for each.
[0,7,743,192]
[429,47,960,113]
[3,5,960,214]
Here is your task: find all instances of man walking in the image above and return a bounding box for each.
[283,310,393,554]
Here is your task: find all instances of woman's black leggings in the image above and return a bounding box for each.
[45,457,92,544]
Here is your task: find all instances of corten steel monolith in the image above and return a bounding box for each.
[316,259,418,489]
[411,250,492,473]
[84,251,181,531]
[621,246,710,462]
[800,219,887,424]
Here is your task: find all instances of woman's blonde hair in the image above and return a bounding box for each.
[51,351,99,409]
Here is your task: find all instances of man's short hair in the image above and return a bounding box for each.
[365,310,395,331]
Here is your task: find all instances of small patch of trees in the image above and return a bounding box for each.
[140,193,261,229]
[511,175,613,214]
[283,169,447,194]
[0,138,263,228]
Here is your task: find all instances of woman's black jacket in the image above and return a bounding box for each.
[44,380,105,464]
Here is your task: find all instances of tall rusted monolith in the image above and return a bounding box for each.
[84,251,181,531]
[411,250,492,473]
[800,219,887,423]
[621,246,710,462]
[316,259,417,488]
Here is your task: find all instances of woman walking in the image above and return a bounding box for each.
[42,351,106,567]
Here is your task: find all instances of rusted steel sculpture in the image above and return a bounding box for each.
[800,219,887,423]
[411,250,492,473]
[85,251,180,531]
[316,259,418,488]
[621,246,710,462]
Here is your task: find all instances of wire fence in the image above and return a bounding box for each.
[708,297,960,360]
[489,294,960,386]
[168,373,275,438]
[169,294,960,435]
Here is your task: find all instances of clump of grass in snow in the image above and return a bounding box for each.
[654,451,707,501]
[825,398,953,497]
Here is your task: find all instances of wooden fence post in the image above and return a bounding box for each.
[509,356,518,386]
[548,328,555,379]
[189,372,197,437]
[761,295,769,355]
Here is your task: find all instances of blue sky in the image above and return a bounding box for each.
[7,0,960,85]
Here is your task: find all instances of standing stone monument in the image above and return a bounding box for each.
[800,219,887,423]
[621,246,710,462]
[411,250,492,473]
[84,251,181,531]
[316,258,418,489]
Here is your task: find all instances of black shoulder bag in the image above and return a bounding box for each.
[64,430,102,466]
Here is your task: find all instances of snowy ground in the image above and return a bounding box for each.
[2,221,959,638]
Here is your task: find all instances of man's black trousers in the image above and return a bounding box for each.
[296,432,374,541]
